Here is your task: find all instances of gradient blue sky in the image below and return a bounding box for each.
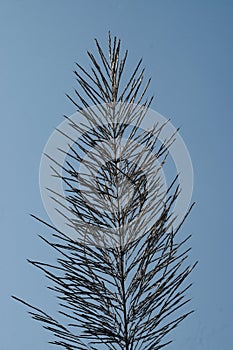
[1,1,233,349]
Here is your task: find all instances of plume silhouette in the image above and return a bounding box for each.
[13,33,197,350]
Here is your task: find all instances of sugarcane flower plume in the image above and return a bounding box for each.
[13,32,197,350]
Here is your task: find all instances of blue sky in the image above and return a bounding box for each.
[1,0,233,349]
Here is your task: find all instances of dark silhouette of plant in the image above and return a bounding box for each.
[13,32,197,350]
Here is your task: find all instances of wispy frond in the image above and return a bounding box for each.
[13,32,196,350]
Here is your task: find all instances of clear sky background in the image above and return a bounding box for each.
[1,0,233,349]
